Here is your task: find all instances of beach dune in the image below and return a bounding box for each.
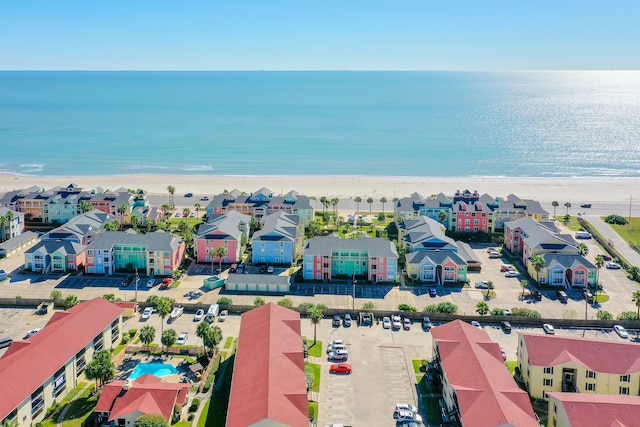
[1,173,638,204]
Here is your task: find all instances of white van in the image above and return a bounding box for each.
[205,304,220,322]
[575,231,592,239]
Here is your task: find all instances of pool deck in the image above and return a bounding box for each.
[117,353,194,384]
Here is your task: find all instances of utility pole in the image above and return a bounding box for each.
[629,194,633,223]
[135,267,139,303]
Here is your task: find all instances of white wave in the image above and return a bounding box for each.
[181,165,213,171]
[122,165,171,170]
[20,163,45,172]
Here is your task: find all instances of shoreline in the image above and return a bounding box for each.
[1,173,640,204]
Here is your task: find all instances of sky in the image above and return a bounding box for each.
[1,0,639,71]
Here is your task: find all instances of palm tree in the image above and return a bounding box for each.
[564,202,572,215]
[203,326,223,355]
[105,220,120,231]
[79,200,93,214]
[167,185,176,208]
[530,255,546,284]
[139,325,156,349]
[551,201,559,219]
[438,210,448,226]
[366,197,374,213]
[117,203,128,229]
[380,197,387,214]
[320,196,327,214]
[196,322,211,353]
[520,279,529,300]
[354,196,362,213]
[183,207,190,218]
[130,215,140,231]
[330,197,339,216]
[65,295,80,309]
[208,248,217,274]
[144,219,153,232]
[628,266,639,281]
[632,290,640,317]
[0,216,6,242]
[577,243,589,256]
[155,297,173,351]
[194,203,201,218]
[309,306,324,344]
[476,301,489,316]
[215,246,227,272]
[161,329,177,349]
[594,255,605,298]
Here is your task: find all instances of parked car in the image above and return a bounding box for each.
[24,328,41,339]
[327,343,346,354]
[429,287,437,297]
[184,193,193,197]
[499,346,507,361]
[394,410,423,423]
[475,280,490,289]
[503,309,512,315]
[500,321,512,332]
[580,203,592,208]
[329,363,352,374]
[402,318,412,330]
[146,278,155,288]
[556,290,568,302]
[395,403,418,414]
[505,270,519,277]
[583,290,594,303]
[382,317,391,329]
[500,264,515,272]
[597,254,612,261]
[606,262,621,269]
[160,278,173,289]
[488,251,501,259]
[218,310,228,322]
[267,266,275,274]
[343,313,352,327]
[471,320,482,329]
[259,266,267,273]
[174,212,181,218]
[122,274,134,287]
[543,323,555,335]
[486,247,501,253]
[422,316,433,330]
[391,315,402,330]
[194,309,204,321]
[141,307,154,320]
[237,263,245,273]
[327,339,344,350]
[200,196,210,201]
[0,269,7,281]
[332,314,342,327]
[396,422,421,427]
[328,349,348,361]
[614,324,629,339]
[529,289,543,301]
[176,332,189,345]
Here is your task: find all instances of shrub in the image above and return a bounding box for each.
[423,302,458,314]
[277,297,293,307]
[617,311,640,321]
[596,310,613,320]
[398,304,417,312]
[216,297,233,306]
[253,296,266,306]
[604,214,628,225]
[120,335,130,344]
[189,398,201,412]
[128,329,137,338]
[491,308,505,316]
[510,307,541,318]
[298,302,315,311]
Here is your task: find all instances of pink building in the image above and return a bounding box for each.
[195,211,250,264]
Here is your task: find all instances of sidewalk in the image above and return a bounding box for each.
[584,215,640,267]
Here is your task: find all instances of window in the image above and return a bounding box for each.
[620,386,630,395]
[544,367,554,374]
[620,375,631,382]
[586,370,596,379]
[585,383,596,391]
[543,378,553,387]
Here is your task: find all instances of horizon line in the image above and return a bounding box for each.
[0,69,637,73]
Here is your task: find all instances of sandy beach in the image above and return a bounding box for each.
[1,173,639,204]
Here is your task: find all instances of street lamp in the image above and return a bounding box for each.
[352,273,356,310]
[134,268,139,303]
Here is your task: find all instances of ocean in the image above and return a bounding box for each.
[1,71,639,177]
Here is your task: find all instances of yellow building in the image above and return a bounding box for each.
[517,333,640,399]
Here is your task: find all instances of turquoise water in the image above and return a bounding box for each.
[128,362,179,380]
[1,71,639,177]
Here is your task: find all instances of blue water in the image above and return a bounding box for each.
[128,362,179,380]
[1,71,639,177]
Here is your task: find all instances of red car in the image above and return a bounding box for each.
[499,346,507,361]
[329,363,352,374]
[160,278,173,289]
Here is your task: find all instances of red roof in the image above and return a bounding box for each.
[0,298,124,420]
[520,333,640,374]
[547,392,640,427]
[226,303,308,427]
[431,320,539,427]
[95,374,189,422]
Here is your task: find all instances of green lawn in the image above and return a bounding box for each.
[609,217,640,245]
[594,293,610,303]
[307,340,323,358]
[305,363,321,393]
[506,361,518,374]
[58,386,98,427]
[41,382,89,427]
[223,336,233,349]
[308,402,318,423]
[412,359,428,374]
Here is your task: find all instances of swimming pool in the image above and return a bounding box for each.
[129,362,179,380]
